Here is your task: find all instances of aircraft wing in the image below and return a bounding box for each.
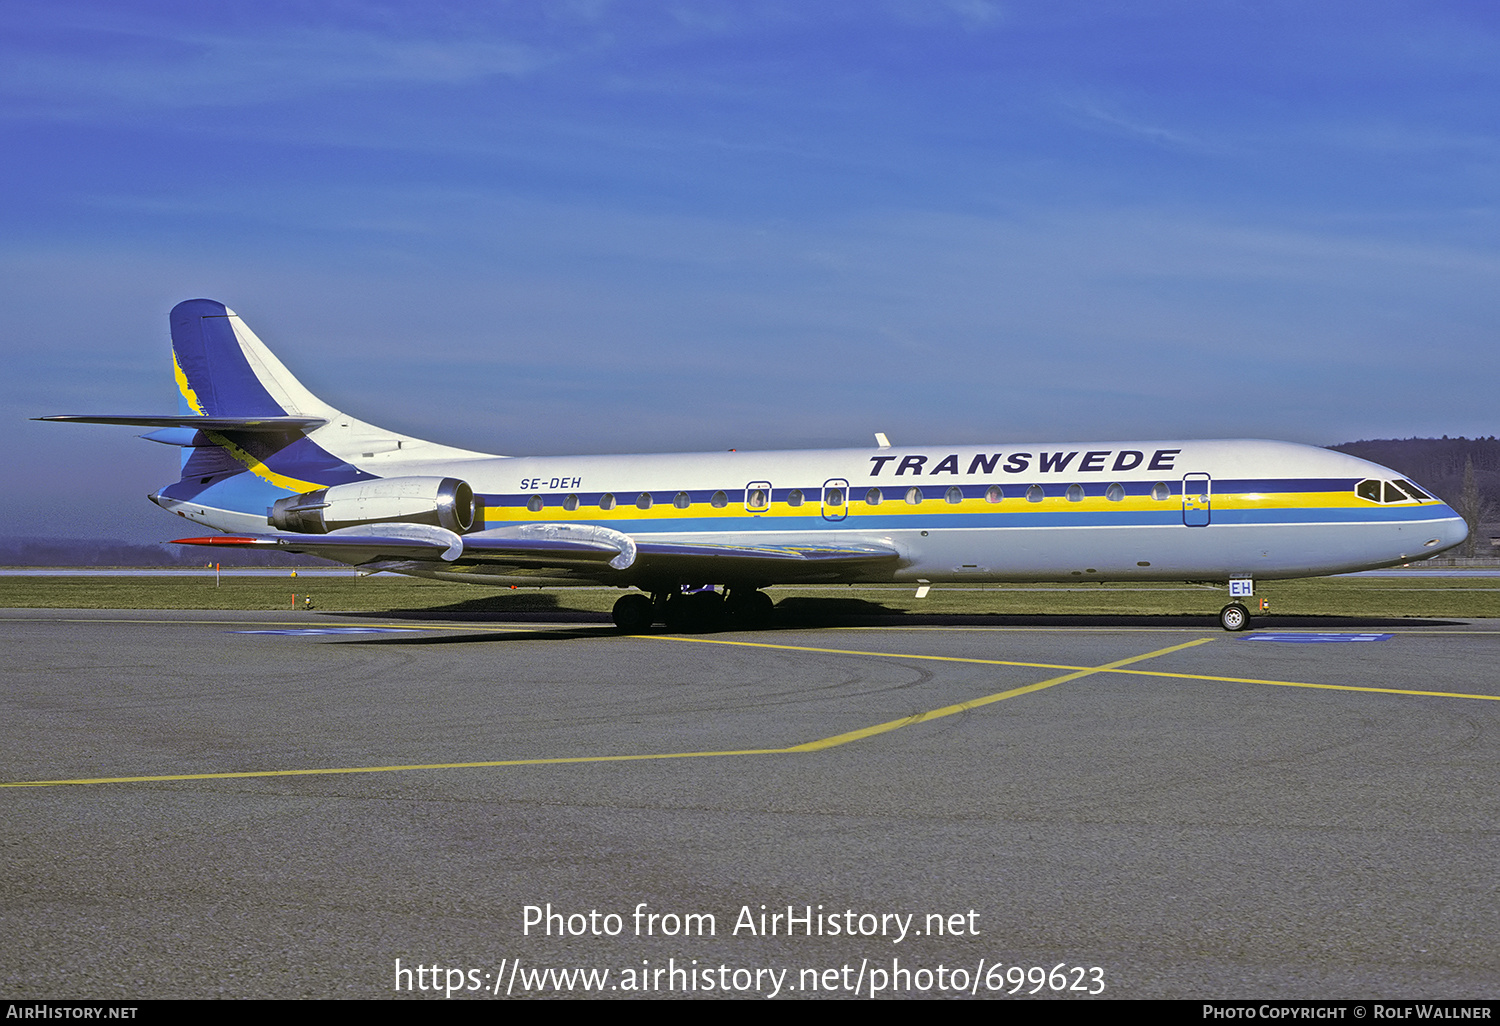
[173,523,899,585]
[628,539,899,584]
[172,523,623,568]
[174,525,471,564]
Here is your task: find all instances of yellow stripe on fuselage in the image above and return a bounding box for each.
[477,488,1445,527]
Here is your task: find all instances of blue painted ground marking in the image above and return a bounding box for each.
[1247,633,1393,643]
[230,627,420,636]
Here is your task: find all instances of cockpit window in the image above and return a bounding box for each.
[1358,479,1429,504]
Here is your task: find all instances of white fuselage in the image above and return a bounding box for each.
[163,436,1467,588]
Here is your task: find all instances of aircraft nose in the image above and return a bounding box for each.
[1437,508,1469,552]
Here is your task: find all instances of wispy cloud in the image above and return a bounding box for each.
[1059,95,1209,152]
[0,24,555,110]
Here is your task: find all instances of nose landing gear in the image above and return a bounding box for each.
[1219,602,1250,632]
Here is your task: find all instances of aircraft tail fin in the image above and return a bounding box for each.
[43,300,496,531]
[170,299,340,420]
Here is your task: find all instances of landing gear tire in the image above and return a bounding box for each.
[1219,602,1250,632]
[725,588,775,628]
[612,593,655,633]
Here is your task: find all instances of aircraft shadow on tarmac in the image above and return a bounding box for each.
[323,597,1464,643]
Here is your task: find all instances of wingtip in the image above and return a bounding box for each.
[169,536,276,546]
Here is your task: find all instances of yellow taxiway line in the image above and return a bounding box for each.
[8,629,1499,789]
[645,634,1500,703]
[4,637,1207,788]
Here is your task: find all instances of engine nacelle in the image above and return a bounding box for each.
[270,477,477,535]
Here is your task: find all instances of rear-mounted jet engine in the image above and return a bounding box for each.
[270,476,476,534]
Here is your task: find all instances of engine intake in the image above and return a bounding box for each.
[270,477,477,534]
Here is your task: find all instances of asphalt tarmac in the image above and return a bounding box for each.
[2,608,1497,1000]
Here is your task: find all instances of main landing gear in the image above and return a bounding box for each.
[611,587,775,634]
[610,593,655,633]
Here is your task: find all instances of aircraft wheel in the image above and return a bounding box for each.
[612,593,655,633]
[1219,602,1250,632]
[725,588,775,628]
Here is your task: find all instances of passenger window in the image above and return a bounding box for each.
[905,487,923,505]
[599,492,615,510]
[1066,484,1084,503]
[563,494,579,512]
[945,486,963,504]
[711,490,728,508]
[527,495,543,512]
[746,488,768,510]
[825,488,844,506]
[1151,482,1169,501]
[636,492,652,509]
[1105,483,1125,502]
[1026,484,1044,503]
[788,488,804,507]
[1356,479,1381,503]
[984,485,1003,504]
[866,488,883,506]
[673,491,690,509]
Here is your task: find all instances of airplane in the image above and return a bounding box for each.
[40,299,1469,632]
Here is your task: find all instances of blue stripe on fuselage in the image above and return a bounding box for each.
[475,504,1459,534]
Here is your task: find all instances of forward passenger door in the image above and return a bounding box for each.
[1182,473,1211,527]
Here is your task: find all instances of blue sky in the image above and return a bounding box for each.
[4,1,1498,541]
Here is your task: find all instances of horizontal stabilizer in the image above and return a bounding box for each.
[37,415,326,432]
